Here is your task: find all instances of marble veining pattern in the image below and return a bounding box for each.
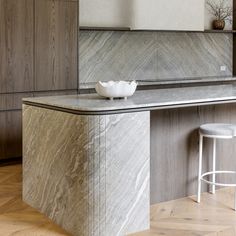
[79,31,232,87]
[23,105,150,236]
[23,84,236,114]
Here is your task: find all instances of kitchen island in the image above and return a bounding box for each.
[23,84,236,236]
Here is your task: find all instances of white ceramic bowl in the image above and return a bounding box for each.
[95,81,137,99]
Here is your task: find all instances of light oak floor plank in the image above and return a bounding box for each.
[0,164,236,236]
[0,164,69,236]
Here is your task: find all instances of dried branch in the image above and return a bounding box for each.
[206,0,232,23]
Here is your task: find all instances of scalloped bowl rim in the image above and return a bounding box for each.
[95,81,138,99]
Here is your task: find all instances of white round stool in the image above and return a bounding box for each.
[197,123,236,210]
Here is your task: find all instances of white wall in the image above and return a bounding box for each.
[79,0,132,27]
[131,0,205,31]
[80,0,205,30]
[80,0,232,31]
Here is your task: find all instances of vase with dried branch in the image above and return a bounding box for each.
[206,0,232,30]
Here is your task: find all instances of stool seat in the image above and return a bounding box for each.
[200,123,236,137]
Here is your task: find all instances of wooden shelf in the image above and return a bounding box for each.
[80,27,236,34]
[204,29,236,33]
[79,26,131,31]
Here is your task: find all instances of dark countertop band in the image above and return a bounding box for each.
[79,76,236,89]
[23,84,236,115]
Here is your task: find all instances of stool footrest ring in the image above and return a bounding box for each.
[200,171,236,187]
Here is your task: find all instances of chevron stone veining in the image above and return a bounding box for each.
[23,104,150,236]
[79,31,232,87]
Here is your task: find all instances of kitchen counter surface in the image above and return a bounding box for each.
[23,83,236,236]
[80,76,236,89]
[23,84,236,115]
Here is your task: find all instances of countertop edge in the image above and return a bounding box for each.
[23,98,236,116]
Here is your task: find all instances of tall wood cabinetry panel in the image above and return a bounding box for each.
[0,0,79,160]
[0,93,33,160]
[0,0,34,93]
[0,111,22,159]
[233,0,236,76]
[0,93,33,111]
[35,0,78,91]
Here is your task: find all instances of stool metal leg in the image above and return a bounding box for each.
[211,138,216,194]
[235,189,236,211]
[197,134,203,203]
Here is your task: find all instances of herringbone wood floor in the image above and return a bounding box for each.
[0,164,236,236]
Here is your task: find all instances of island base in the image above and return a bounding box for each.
[23,105,150,236]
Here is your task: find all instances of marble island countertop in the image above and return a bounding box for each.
[23,84,236,115]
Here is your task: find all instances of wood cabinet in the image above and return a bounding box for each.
[0,0,34,93]
[0,93,33,111]
[35,0,78,91]
[0,111,22,160]
[0,0,79,160]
